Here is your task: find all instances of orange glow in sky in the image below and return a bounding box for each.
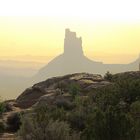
[0,0,140,64]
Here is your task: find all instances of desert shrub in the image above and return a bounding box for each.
[104,106,134,140]
[74,96,91,107]
[87,78,140,140]
[67,106,87,131]
[116,79,140,104]
[89,85,120,111]
[45,120,80,140]
[34,104,66,121]
[55,98,74,110]
[104,71,113,81]
[0,121,5,133]
[68,83,80,98]
[49,107,67,121]
[130,101,140,139]
[0,102,5,116]
[17,75,140,140]
[18,115,80,140]
[130,101,140,117]
[82,107,106,140]
[6,112,21,132]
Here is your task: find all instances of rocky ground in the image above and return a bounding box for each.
[16,73,110,109]
[1,73,111,139]
[0,133,15,140]
[1,71,139,139]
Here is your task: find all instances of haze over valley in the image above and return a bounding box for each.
[0,0,140,99]
[0,28,140,99]
[0,1,140,139]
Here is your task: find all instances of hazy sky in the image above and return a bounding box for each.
[0,0,140,64]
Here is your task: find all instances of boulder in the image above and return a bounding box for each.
[16,73,111,109]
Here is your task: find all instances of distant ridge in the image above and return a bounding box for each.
[35,29,140,82]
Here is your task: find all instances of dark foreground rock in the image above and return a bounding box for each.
[16,73,110,109]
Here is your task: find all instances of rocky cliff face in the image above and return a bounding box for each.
[16,73,110,108]
[17,71,140,109]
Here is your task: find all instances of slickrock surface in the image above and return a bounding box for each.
[16,73,110,108]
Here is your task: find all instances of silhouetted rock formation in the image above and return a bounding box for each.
[1,29,140,100]
[34,29,140,82]
[35,29,103,81]
[64,29,83,57]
